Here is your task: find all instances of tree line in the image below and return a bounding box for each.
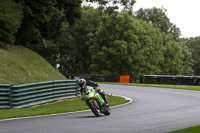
[0,0,199,81]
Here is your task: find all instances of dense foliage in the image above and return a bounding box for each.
[0,0,22,45]
[135,7,181,40]
[183,37,200,75]
[0,0,198,81]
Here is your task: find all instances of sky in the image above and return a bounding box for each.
[132,0,200,38]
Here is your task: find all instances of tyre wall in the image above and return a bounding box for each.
[140,75,200,86]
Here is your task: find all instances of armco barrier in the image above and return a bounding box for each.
[0,84,11,109]
[0,80,80,109]
[10,80,80,109]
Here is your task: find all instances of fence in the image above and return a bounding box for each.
[0,80,80,109]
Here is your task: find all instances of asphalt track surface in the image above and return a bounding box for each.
[1,84,200,133]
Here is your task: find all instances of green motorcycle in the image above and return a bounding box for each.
[81,87,111,117]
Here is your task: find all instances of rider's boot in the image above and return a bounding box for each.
[96,88,109,103]
[100,92,109,103]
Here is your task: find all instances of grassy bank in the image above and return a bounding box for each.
[0,94,129,120]
[0,45,66,85]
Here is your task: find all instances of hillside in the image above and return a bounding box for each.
[0,45,67,85]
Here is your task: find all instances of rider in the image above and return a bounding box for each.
[78,78,109,103]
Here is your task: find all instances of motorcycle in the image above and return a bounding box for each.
[81,86,111,117]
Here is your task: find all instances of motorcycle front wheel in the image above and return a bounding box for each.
[87,100,101,117]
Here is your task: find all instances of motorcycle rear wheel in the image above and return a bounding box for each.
[104,104,111,116]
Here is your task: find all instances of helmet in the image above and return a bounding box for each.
[78,78,86,89]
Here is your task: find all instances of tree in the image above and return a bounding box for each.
[56,0,82,25]
[12,0,137,74]
[180,42,194,75]
[0,0,23,45]
[185,37,200,75]
[84,0,136,13]
[135,7,181,40]
[160,37,184,75]
[4,0,191,78]
[57,7,103,74]
[15,0,83,68]
[15,0,57,49]
[87,11,164,80]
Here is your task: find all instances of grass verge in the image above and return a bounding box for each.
[167,125,200,133]
[0,94,129,120]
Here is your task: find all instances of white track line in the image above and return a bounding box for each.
[0,94,132,122]
[110,94,133,109]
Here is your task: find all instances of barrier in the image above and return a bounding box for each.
[140,75,200,86]
[0,80,80,109]
[0,84,10,109]
[65,74,134,83]
[120,76,130,83]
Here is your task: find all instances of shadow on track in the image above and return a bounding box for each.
[71,115,107,119]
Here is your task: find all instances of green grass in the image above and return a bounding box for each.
[0,45,66,85]
[0,94,129,120]
[167,125,200,133]
[100,82,200,91]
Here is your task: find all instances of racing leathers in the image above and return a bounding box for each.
[80,79,108,103]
